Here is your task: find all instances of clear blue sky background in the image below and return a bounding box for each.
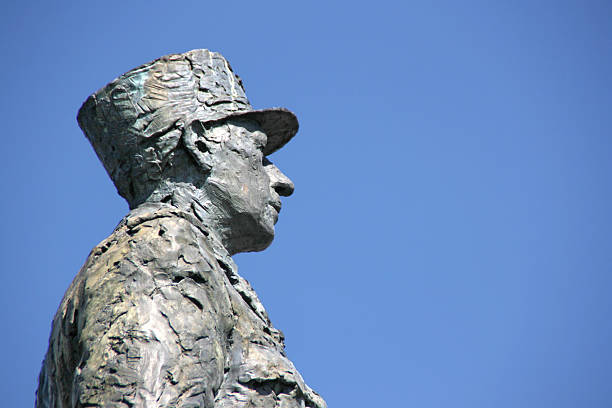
[1,1,611,406]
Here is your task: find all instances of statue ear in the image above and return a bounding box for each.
[182,120,214,172]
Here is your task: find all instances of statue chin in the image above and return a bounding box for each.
[229,233,273,255]
[227,209,278,255]
[255,205,279,251]
[242,232,274,254]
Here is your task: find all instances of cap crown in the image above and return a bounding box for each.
[78,49,254,204]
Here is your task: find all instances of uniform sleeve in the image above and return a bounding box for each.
[37,214,234,408]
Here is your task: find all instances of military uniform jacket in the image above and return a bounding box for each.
[37,203,325,408]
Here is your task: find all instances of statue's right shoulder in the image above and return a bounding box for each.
[38,203,233,408]
[61,202,220,311]
[77,203,208,270]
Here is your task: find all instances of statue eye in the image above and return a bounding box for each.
[253,131,267,150]
[195,140,208,153]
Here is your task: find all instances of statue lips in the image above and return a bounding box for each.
[270,200,282,214]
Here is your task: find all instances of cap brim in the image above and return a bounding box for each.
[224,108,299,156]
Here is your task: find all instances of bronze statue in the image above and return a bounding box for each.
[37,49,325,408]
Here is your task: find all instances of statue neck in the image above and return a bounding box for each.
[144,182,238,255]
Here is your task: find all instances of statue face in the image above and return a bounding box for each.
[192,119,294,253]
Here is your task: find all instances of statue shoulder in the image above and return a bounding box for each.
[55,203,222,328]
[39,204,234,407]
[101,202,217,260]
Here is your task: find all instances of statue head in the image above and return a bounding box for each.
[77,49,297,253]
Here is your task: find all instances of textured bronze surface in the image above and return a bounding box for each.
[37,49,325,408]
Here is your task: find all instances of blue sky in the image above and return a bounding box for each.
[1,1,611,406]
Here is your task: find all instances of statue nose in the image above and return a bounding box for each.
[273,175,294,197]
[265,162,294,197]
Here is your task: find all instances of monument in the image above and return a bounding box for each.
[36,49,326,408]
